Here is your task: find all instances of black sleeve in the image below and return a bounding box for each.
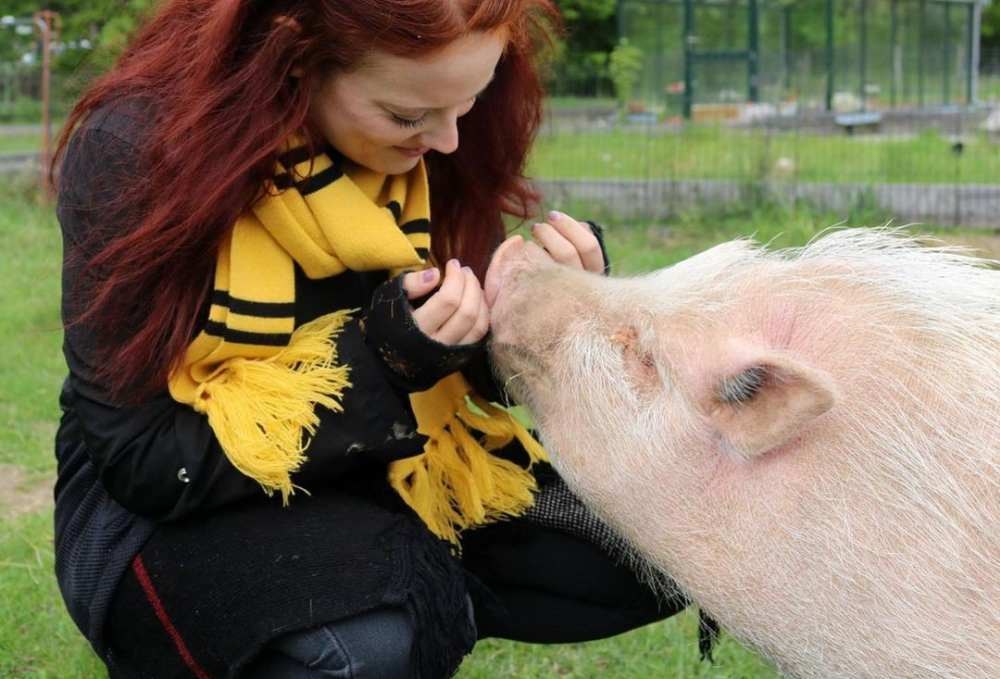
[363,274,486,392]
[58,123,426,522]
[585,220,612,275]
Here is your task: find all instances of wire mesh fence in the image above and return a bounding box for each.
[1,15,999,229]
[535,40,1000,229]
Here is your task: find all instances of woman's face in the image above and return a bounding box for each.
[308,30,507,175]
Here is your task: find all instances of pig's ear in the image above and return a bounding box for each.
[705,352,836,459]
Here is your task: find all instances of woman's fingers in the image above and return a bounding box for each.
[460,287,491,345]
[412,259,466,337]
[544,211,605,273]
[434,266,488,345]
[532,221,583,270]
[401,267,440,300]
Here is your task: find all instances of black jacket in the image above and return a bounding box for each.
[53,98,675,679]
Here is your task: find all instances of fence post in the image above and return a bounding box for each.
[918,0,926,106]
[859,0,868,111]
[683,0,695,119]
[782,5,792,94]
[890,0,898,107]
[825,0,835,112]
[33,10,59,199]
[944,3,952,105]
[748,0,760,103]
[968,1,980,105]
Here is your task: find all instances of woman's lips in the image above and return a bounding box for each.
[394,145,429,158]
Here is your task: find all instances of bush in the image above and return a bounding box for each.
[608,38,644,109]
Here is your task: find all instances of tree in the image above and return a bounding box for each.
[983,1,1000,49]
[552,0,619,96]
[608,37,644,107]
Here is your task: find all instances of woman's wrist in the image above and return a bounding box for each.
[363,274,485,392]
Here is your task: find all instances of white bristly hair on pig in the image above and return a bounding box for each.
[521,228,999,679]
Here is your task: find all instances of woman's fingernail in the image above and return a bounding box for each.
[548,210,565,221]
[462,266,473,274]
[448,258,460,268]
[422,268,437,282]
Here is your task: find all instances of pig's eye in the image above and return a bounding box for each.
[718,365,767,404]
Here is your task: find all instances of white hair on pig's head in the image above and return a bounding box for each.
[490,228,1000,679]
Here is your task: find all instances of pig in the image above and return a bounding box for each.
[485,229,1000,679]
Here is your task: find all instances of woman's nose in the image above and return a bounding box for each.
[421,114,460,155]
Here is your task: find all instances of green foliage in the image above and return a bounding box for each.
[0,97,43,124]
[557,0,617,23]
[983,1,1000,47]
[0,0,156,107]
[609,38,644,105]
[550,0,619,96]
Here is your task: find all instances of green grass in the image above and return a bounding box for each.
[0,512,107,678]
[0,134,45,155]
[1,178,994,677]
[979,73,1000,103]
[0,186,65,475]
[7,119,1000,184]
[547,96,618,111]
[530,126,1000,184]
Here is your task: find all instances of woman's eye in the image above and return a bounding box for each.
[390,113,425,129]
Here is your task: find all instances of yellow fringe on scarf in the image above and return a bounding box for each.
[394,373,548,545]
[188,312,352,504]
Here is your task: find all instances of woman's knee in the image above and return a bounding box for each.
[245,606,417,679]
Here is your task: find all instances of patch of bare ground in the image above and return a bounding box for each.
[945,233,1000,260]
[949,233,1000,260]
[0,465,53,520]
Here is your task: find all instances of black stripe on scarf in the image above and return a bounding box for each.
[203,321,292,347]
[414,247,430,261]
[272,173,295,191]
[211,291,296,318]
[386,201,402,222]
[400,218,430,235]
[273,145,344,194]
[277,146,316,169]
[297,163,345,196]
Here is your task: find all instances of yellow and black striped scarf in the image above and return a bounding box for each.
[168,141,546,544]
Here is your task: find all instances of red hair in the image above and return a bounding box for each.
[54,0,559,403]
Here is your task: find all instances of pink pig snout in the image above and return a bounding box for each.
[484,235,553,308]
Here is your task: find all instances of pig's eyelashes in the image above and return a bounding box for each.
[718,365,768,404]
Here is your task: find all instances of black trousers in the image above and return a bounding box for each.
[243,519,682,678]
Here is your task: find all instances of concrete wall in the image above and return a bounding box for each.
[536,178,1000,228]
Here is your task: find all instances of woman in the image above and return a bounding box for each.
[53,1,681,677]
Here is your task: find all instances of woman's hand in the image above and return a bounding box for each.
[530,211,606,274]
[401,258,490,346]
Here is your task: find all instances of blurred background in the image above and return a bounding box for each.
[2,0,1000,225]
[1,2,997,678]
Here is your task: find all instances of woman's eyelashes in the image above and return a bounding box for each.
[390,113,426,129]
[387,97,478,129]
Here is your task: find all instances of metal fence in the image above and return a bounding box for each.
[535,43,1000,229]
[617,0,986,117]
[2,37,1000,229]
